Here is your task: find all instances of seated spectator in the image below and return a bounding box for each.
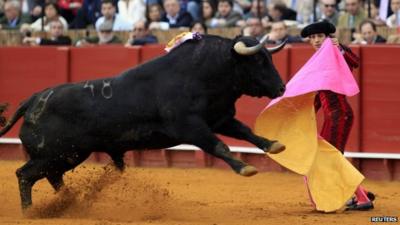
[386,0,400,28]
[76,20,122,46]
[30,3,68,31]
[244,0,268,20]
[186,0,202,22]
[364,1,386,26]
[233,0,251,16]
[293,0,314,25]
[268,3,297,22]
[202,0,216,27]
[209,0,242,28]
[353,19,386,44]
[28,1,44,22]
[147,3,169,30]
[0,0,3,18]
[237,0,270,28]
[118,0,146,25]
[125,20,158,46]
[276,0,314,25]
[58,0,83,23]
[337,0,366,30]
[190,21,207,34]
[95,0,133,31]
[319,0,339,26]
[147,3,163,22]
[69,0,104,29]
[242,17,265,40]
[22,20,72,45]
[160,0,193,28]
[0,0,31,30]
[267,21,303,44]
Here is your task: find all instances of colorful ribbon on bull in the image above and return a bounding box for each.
[255,38,364,212]
[165,32,202,52]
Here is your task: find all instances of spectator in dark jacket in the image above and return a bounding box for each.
[22,20,72,45]
[267,21,303,44]
[160,0,193,28]
[242,17,265,40]
[0,0,31,30]
[209,0,242,28]
[125,20,158,46]
[352,19,386,44]
[70,0,117,28]
[268,3,297,22]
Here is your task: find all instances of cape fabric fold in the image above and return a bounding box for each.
[254,38,364,212]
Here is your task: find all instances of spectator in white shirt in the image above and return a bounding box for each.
[386,0,400,28]
[95,0,133,31]
[118,0,146,25]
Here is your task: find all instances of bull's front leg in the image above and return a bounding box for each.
[215,118,285,154]
[178,117,257,176]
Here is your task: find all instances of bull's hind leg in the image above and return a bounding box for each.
[16,159,50,209]
[179,117,256,176]
[16,151,91,209]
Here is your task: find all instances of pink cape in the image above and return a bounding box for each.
[268,38,359,108]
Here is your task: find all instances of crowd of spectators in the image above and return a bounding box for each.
[0,0,399,46]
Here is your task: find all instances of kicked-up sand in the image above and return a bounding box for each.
[0,160,399,225]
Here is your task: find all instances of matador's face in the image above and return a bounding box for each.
[309,33,327,50]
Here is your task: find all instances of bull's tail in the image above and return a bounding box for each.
[0,95,35,137]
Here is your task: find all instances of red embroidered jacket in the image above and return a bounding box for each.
[339,44,360,71]
[314,44,359,152]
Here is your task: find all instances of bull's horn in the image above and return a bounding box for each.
[266,39,287,54]
[233,34,269,56]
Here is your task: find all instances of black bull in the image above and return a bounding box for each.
[0,34,287,209]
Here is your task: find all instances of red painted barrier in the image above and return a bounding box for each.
[360,45,400,154]
[359,45,400,180]
[139,44,166,64]
[346,46,362,152]
[69,46,140,82]
[287,45,314,79]
[0,47,69,137]
[272,46,290,81]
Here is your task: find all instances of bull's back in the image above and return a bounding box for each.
[23,75,168,140]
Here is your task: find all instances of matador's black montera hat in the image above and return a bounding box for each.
[301,21,336,38]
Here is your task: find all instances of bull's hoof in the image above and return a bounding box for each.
[239,165,258,177]
[21,205,32,217]
[266,141,286,154]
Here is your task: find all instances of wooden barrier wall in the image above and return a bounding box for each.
[0,45,399,180]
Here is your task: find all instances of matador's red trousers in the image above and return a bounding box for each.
[314,90,354,153]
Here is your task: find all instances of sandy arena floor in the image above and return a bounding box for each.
[0,160,399,225]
